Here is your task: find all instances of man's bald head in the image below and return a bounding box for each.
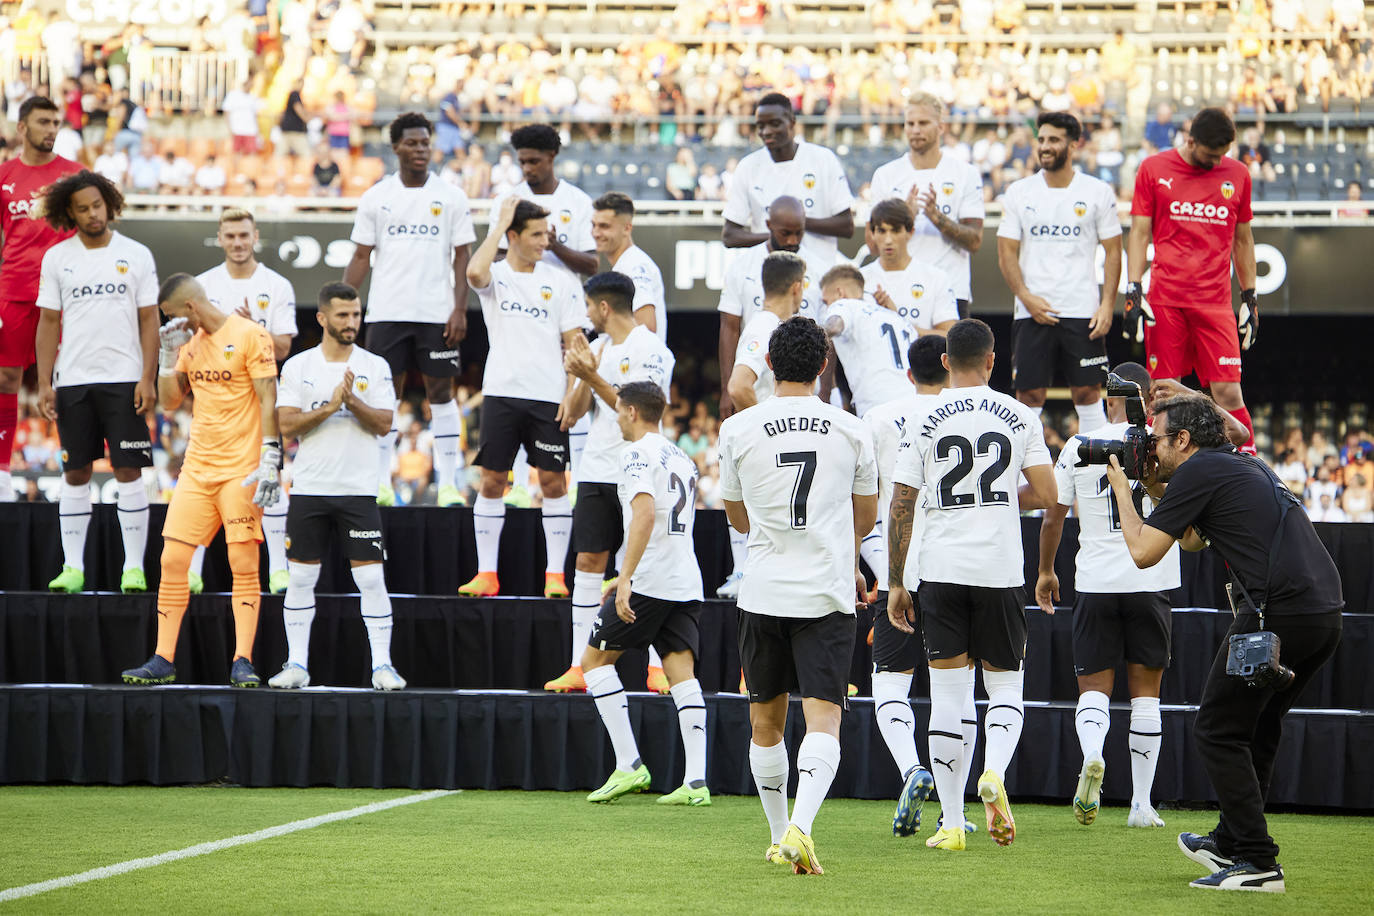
[765,196,807,252]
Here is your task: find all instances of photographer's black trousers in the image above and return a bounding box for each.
[1194,610,1343,869]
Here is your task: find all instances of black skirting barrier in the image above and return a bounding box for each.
[1,685,1369,809]
[2,503,1371,613]
[2,593,1370,710]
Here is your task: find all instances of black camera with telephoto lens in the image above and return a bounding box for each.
[1075,372,1153,479]
[1225,630,1296,690]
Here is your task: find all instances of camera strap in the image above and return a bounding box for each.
[1223,453,1302,630]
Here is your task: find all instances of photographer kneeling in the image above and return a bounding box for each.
[1105,395,1343,894]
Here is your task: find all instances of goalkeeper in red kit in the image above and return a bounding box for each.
[1124,108,1259,452]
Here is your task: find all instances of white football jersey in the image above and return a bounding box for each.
[866,392,941,590]
[1055,424,1181,593]
[616,431,704,602]
[612,244,667,341]
[723,140,854,262]
[350,172,477,323]
[196,262,298,339]
[493,179,595,281]
[860,258,960,332]
[473,259,584,404]
[717,241,828,325]
[734,310,782,403]
[997,170,1121,320]
[278,345,395,497]
[579,325,675,485]
[719,395,879,618]
[37,232,158,388]
[825,297,914,417]
[893,385,1051,588]
[868,151,985,301]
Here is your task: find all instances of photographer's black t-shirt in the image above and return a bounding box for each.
[1146,447,1344,616]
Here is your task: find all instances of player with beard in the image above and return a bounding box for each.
[868,93,984,318]
[0,96,82,501]
[860,199,960,337]
[998,112,1122,433]
[1126,108,1258,452]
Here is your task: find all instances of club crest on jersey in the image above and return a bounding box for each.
[559,209,572,224]
[430,200,443,216]
[1073,200,1087,218]
[911,284,925,299]
[255,293,270,310]
[223,343,237,360]
[941,181,955,196]
[284,535,292,550]
[803,172,816,190]
[115,259,129,275]
[1221,181,1235,200]
[618,357,630,374]
[1149,353,1158,372]
[355,375,369,392]
[61,449,69,464]
[539,285,553,301]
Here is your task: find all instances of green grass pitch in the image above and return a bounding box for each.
[2,786,1371,914]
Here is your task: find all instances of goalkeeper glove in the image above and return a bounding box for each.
[1121,281,1154,344]
[157,317,193,376]
[242,438,283,508]
[1238,288,1259,351]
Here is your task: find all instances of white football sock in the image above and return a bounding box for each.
[58,481,92,571]
[541,495,572,574]
[353,562,393,669]
[189,544,207,578]
[749,740,790,843]
[982,668,1025,780]
[728,528,747,575]
[859,519,887,591]
[377,401,400,491]
[1075,401,1108,433]
[571,569,602,666]
[473,495,505,573]
[790,732,840,836]
[510,449,530,493]
[958,672,979,800]
[115,478,149,572]
[283,561,321,669]
[872,670,918,777]
[670,678,707,787]
[431,399,461,491]
[928,665,968,829]
[262,489,288,577]
[586,664,639,772]
[1075,690,1111,764]
[1129,696,1163,807]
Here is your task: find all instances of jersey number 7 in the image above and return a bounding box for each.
[776,450,818,529]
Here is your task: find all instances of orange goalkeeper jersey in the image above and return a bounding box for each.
[175,314,277,479]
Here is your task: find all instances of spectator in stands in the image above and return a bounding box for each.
[52,118,83,163]
[461,145,491,200]
[696,162,723,201]
[1308,491,1347,522]
[1144,102,1176,152]
[1238,127,1277,184]
[1275,449,1309,495]
[666,147,698,201]
[1093,114,1124,189]
[158,149,195,195]
[195,154,227,195]
[108,87,145,156]
[1342,473,1374,521]
[1100,29,1137,111]
[128,140,160,193]
[327,0,372,71]
[222,79,262,158]
[93,141,129,186]
[1233,65,1266,116]
[440,155,464,188]
[310,143,342,196]
[436,83,468,157]
[325,91,353,162]
[1337,181,1366,218]
[1340,430,1374,464]
[77,74,107,150]
[277,80,311,163]
[490,148,520,196]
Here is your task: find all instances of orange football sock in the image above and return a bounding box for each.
[228,540,262,661]
[154,539,196,661]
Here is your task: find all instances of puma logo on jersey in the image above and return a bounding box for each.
[1,183,13,193]
[1158,177,1174,189]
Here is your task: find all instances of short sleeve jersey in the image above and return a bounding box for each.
[717,241,828,325]
[722,141,854,262]
[1054,423,1180,593]
[277,345,394,496]
[734,310,782,403]
[893,386,1051,588]
[860,257,960,331]
[825,297,914,417]
[472,259,584,403]
[349,172,477,323]
[579,325,675,485]
[37,232,158,387]
[617,431,704,602]
[493,179,595,282]
[174,314,277,478]
[196,262,299,339]
[997,171,1122,320]
[718,396,878,618]
[612,244,667,341]
[1131,149,1252,309]
[0,155,82,302]
[867,151,985,301]
[865,391,941,589]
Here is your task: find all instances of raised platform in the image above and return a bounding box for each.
[3,685,1368,809]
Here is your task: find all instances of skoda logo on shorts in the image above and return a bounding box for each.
[1073,200,1087,218]
[115,259,129,275]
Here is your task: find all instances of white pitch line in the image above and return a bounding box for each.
[0,789,458,903]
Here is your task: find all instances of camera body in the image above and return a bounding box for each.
[1076,372,1153,479]
[1226,630,1296,690]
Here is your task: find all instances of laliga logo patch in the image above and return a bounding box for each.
[255,293,270,310]
[1073,200,1087,218]
[223,343,237,360]
[115,259,129,275]
[803,172,816,190]
[746,340,760,353]
[618,357,630,374]
[559,209,572,224]
[539,285,553,301]
[1220,180,1235,200]
[911,284,925,299]
[355,375,369,393]
[941,181,955,196]
[430,200,443,216]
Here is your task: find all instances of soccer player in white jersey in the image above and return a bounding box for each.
[860,200,959,338]
[461,197,584,599]
[719,317,879,875]
[34,171,157,595]
[1035,362,1180,828]
[582,381,709,807]
[868,93,985,318]
[887,319,1057,851]
[546,272,674,694]
[591,192,666,339]
[997,112,1121,433]
[343,112,476,509]
[864,336,952,837]
[722,93,854,263]
[819,264,914,418]
[192,208,299,595]
[268,283,406,691]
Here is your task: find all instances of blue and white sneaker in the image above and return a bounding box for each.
[268,662,310,689]
[893,765,935,836]
[716,571,743,600]
[229,657,260,688]
[1178,832,1234,873]
[372,665,407,691]
[1190,861,1284,893]
[121,654,176,685]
